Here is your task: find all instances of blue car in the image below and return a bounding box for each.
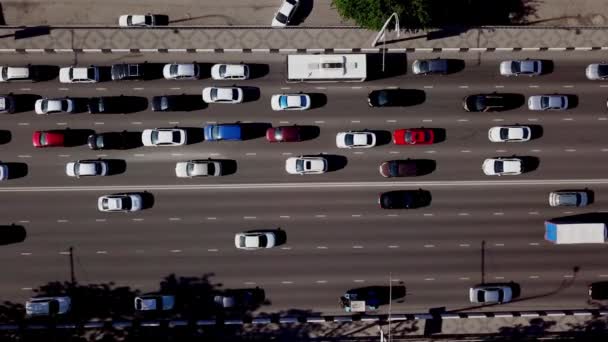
[204,124,243,141]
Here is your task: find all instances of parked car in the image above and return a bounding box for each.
[162,63,200,80]
[175,160,222,177]
[141,128,187,146]
[35,98,76,115]
[214,289,262,309]
[59,66,100,83]
[87,132,129,150]
[500,59,542,76]
[482,157,523,176]
[379,160,421,178]
[336,131,376,148]
[271,0,300,27]
[134,295,175,311]
[589,282,608,300]
[378,190,430,209]
[0,163,9,181]
[469,285,513,303]
[266,126,302,142]
[488,126,531,142]
[586,63,608,80]
[285,156,327,175]
[204,124,242,141]
[32,130,66,147]
[527,95,569,111]
[118,14,159,27]
[151,95,196,112]
[270,94,310,111]
[0,94,16,113]
[111,63,145,81]
[26,296,71,317]
[412,59,449,75]
[202,86,243,104]
[368,89,418,107]
[87,96,137,114]
[66,160,109,178]
[462,93,509,112]
[548,191,589,207]
[0,66,35,82]
[98,193,143,212]
[235,231,277,250]
[393,128,434,145]
[211,64,250,80]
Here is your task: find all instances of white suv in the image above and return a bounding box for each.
[211,64,250,80]
[0,66,34,82]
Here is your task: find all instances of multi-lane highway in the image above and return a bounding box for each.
[1,52,608,316]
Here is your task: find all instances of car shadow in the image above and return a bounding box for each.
[416,189,432,208]
[217,159,237,176]
[430,128,446,144]
[369,130,392,146]
[0,224,26,245]
[64,129,95,147]
[501,93,526,111]
[12,93,41,113]
[142,63,164,80]
[566,94,579,109]
[404,89,426,106]
[519,155,540,173]
[320,154,348,172]
[195,62,213,79]
[445,59,466,74]
[152,14,169,26]
[86,96,149,114]
[247,63,270,79]
[290,0,313,26]
[104,159,127,176]
[527,124,543,140]
[123,131,144,149]
[139,191,155,210]
[367,53,408,80]
[241,122,272,140]
[415,159,437,176]
[240,86,261,103]
[97,66,113,82]
[31,65,59,82]
[158,94,207,112]
[5,162,27,179]
[182,127,205,145]
[307,92,327,109]
[539,60,554,75]
[247,228,287,246]
[298,125,320,141]
[0,130,11,144]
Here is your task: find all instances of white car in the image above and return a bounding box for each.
[119,14,156,27]
[482,158,523,176]
[549,191,589,207]
[211,64,250,80]
[175,160,222,178]
[336,131,377,148]
[270,94,311,111]
[141,128,187,146]
[26,296,71,317]
[98,194,143,212]
[234,232,277,250]
[66,160,109,178]
[35,98,75,115]
[499,60,542,76]
[469,285,513,304]
[0,66,33,82]
[162,63,200,80]
[59,66,100,83]
[586,63,608,80]
[488,126,531,142]
[202,86,244,104]
[271,0,299,27]
[0,163,8,181]
[285,156,327,175]
[134,295,175,311]
[527,95,569,111]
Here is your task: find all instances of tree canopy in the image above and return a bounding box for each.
[332,0,432,30]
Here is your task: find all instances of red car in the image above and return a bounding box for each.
[393,128,434,145]
[32,130,66,147]
[266,126,302,142]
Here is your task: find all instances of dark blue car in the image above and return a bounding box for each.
[204,124,243,141]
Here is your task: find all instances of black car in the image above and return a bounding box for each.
[87,132,129,150]
[378,190,431,209]
[213,288,265,309]
[589,282,608,300]
[111,63,145,81]
[87,97,123,114]
[379,160,420,178]
[368,89,423,107]
[463,94,508,112]
[151,95,194,112]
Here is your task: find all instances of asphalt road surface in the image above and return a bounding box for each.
[0,52,608,316]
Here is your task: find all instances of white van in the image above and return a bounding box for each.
[0,66,34,82]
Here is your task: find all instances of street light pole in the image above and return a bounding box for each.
[371,13,400,73]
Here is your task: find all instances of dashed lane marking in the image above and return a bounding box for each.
[528,85,539,88]
[388,245,399,248]
[353,279,365,283]
[459,244,470,247]
[316,246,328,249]
[351,214,361,217]
[423,213,434,216]
[169,217,181,221]
[562,118,574,121]
[170,249,182,253]
[423,85,434,89]
[424,278,435,281]
[458,213,470,216]
[424,244,435,248]
[17,155,31,158]
[17,122,29,126]
[243,216,256,219]
[315,214,326,218]
[281,281,294,284]
[527,118,539,121]
[280,215,290,219]
[458,85,469,89]
[494,85,504,88]
[207,249,218,252]
[386,119,397,123]
[352,245,363,249]
[207,217,217,220]
[316,280,328,284]
[457,119,469,122]
[20,252,32,256]
[529,242,540,246]
[96,251,107,254]
[95,219,106,222]
[131,121,142,125]
[314,120,325,124]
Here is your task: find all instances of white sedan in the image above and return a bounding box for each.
[527,95,569,111]
[482,157,523,176]
[211,64,250,80]
[488,126,531,142]
[118,14,156,27]
[469,285,513,304]
[586,63,608,80]
[66,160,108,178]
[202,86,244,104]
[234,232,276,250]
[59,66,99,83]
[285,156,327,175]
[271,0,300,27]
[141,128,187,146]
[336,131,377,148]
[98,194,143,212]
[162,63,200,80]
[35,98,75,115]
[175,160,222,178]
[270,94,311,111]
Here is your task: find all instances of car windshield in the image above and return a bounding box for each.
[366,135,373,144]
[210,88,218,100]
[275,12,288,24]
[494,161,504,173]
[96,136,104,148]
[500,128,509,140]
[40,132,47,145]
[541,96,550,108]
[599,65,608,76]
[41,101,48,112]
[258,235,267,247]
[172,131,180,143]
[418,61,429,72]
[187,163,195,175]
[280,96,288,108]
[61,100,69,111]
[477,290,485,302]
[512,61,521,73]
[274,128,283,140]
[299,95,307,107]
[345,134,354,146]
[206,163,215,175]
[231,89,238,99]
[87,68,95,79]
[1,68,7,79]
[295,159,304,172]
[150,131,159,144]
[389,162,399,176]
[212,126,220,138]
[405,131,414,143]
[376,91,389,106]
[121,197,132,210]
[170,65,178,76]
[219,65,226,77]
[239,236,246,246]
[498,290,504,302]
[144,16,153,25]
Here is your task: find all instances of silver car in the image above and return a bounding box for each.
[162,63,200,80]
[469,285,513,304]
[26,296,71,317]
[527,95,569,111]
[285,156,327,175]
[66,160,109,178]
[98,193,143,212]
[202,86,244,104]
[549,191,589,207]
[586,63,608,80]
[500,60,542,76]
[488,126,531,142]
[412,59,449,75]
[175,160,222,178]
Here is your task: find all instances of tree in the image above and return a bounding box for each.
[332,0,432,30]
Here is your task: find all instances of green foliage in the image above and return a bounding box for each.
[332,0,432,30]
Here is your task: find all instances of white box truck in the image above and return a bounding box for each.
[544,221,607,244]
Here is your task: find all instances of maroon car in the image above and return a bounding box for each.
[266,126,302,142]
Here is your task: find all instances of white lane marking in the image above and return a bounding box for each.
[562,118,574,121]
[388,245,399,248]
[133,154,145,157]
[58,87,69,91]
[423,85,434,89]
[17,155,31,158]
[460,150,471,153]
[353,279,365,283]
[529,275,540,279]
[209,153,220,156]
[494,85,504,88]
[602,148,608,152]
[459,277,470,280]
[563,211,574,214]
[206,121,217,124]
[458,85,469,89]
[600,85,608,88]
[528,211,539,215]
[386,119,397,123]
[96,87,107,91]
[132,218,144,221]
[18,220,29,223]
[495,276,505,280]
[563,275,574,278]
[281,246,291,250]
[351,120,360,123]
[457,119,469,122]
[20,88,31,91]
[527,118,539,121]
[458,213,470,216]
[243,216,256,220]
[529,242,540,246]
[95,219,106,222]
[56,122,67,126]
[21,287,32,290]
[387,214,398,217]
[315,214,326,218]
[423,213,434,216]
[96,250,107,254]
[316,280,328,284]
[131,122,142,125]
[352,245,363,249]
[599,274,608,278]
[495,149,507,153]
[459,244,470,247]
[530,149,542,153]
[245,153,257,156]
[353,151,364,155]
[351,86,362,89]
[493,212,504,216]
[315,87,326,90]
[59,251,70,255]
[389,151,400,154]
[282,152,293,156]
[387,86,398,89]
[281,281,293,284]
[207,249,218,252]
[244,281,256,285]
[169,217,181,221]
[133,87,144,91]
[422,119,433,122]
[314,120,325,124]
[598,117,608,121]
[94,122,104,125]
[170,249,182,253]
[425,150,436,154]
[563,85,574,88]
[424,244,435,248]
[58,154,70,157]
[17,122,30,126]
[171,153,183,157]
[280,215,290,219]
[492,118,504,122]
[20,252,32,256]
[424,278,435,281]
[351,214,361,217]
[168,121,179,125]
[564,148,576,152]
[279,121,290,124]
[316,246,328,249]
[494,243,505,247]
[280,87,290,90]
[528,85,539,88]
[57,219,68,223]
[170,87,181,90]
[207,217,217,221]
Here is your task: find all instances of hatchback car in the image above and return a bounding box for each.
[469,285,513,304]
[527,95,569,111]
[25,296,71,317]
[482,158,523,176]
[412,59,449,75]
[368,89,418,107]
[488,126,531,142]
[589,282,608,300]
[211,64,250,80]
[235,231,277,250]
[0,94,16,114]
[586,63,608,80]
[59,66,100,83]
[141,128,187,146]
[66,160,109,178]
[393,128,434,145]
[134,295,175,311]
[270,94,311,111]
[162,63,200,80]
[462,93,509,112]
[378,190,430,209]
[204,124,243,141]
[548,191,589,207]
[271,0,299,27]
[266,126,302,142]
[175,160,222,178]
[35,98,76,115]
[87,132,129,150]
[202,86,244,104]
[285,156,327,175]
[0,66,34,82]
[379,160,420,178]
[500,59,542,76]
[118,14,157,27]
[32,130,66,147]
[98,193,143,212]
[336,131,376,148]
